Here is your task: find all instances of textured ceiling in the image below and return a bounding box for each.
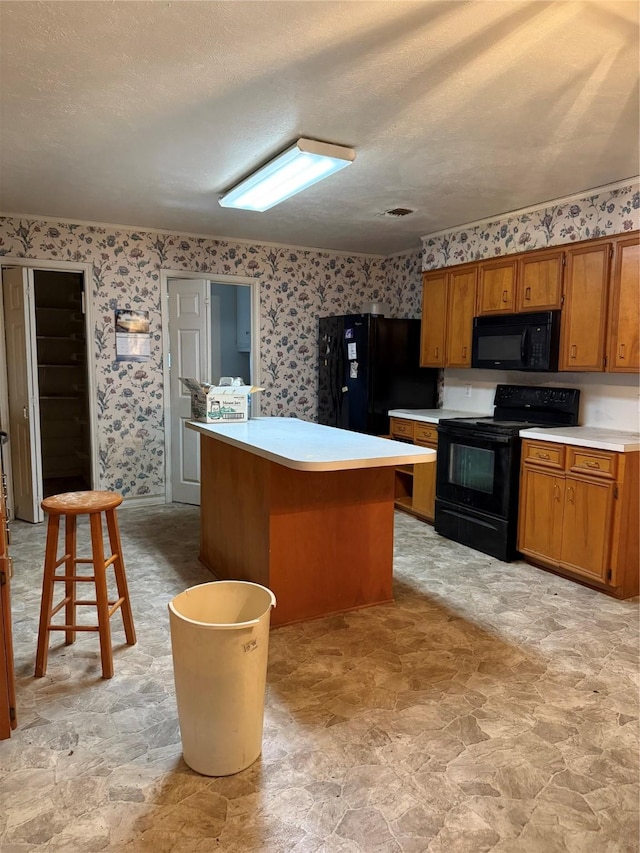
[0,1,638,255]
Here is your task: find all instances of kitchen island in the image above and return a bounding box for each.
[186,417,436,626]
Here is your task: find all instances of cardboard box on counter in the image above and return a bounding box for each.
[180,378,263,423]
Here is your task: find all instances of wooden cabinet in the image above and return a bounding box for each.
[518,439,639,598]
[560,234,639,373]
[0,451,16,739]
[421,230,638,375]
[420,267,476,368]
[420,272,448,367]
[390,417,437,523]
[477,250,563,316]
[559,241,611,371]
[446,269,477,367]
[477,259,517,314]
[607,236,640,372]
[516,249,564,312]
[560,474,615,583]
[519,466,564,563]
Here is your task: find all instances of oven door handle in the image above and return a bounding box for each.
[438,428,514,445]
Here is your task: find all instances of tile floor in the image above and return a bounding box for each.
[0,504,638,852]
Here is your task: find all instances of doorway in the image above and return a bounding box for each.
[162,272,259,506]
[0,262,98,522]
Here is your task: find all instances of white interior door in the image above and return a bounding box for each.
[2,267,43,522]
[168,279,209,505]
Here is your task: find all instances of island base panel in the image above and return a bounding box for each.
[199,439,395,627]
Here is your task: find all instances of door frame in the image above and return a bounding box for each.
[159,269,260,504]
[0,258,99,516]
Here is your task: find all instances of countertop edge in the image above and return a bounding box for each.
[388,409,491,424]
[519,428,640,453]
[187,420,437,471]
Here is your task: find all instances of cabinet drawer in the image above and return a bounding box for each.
[415,424,438,445]
[522,440,565,470]
[567,448,617,480]
[390,418,415,440]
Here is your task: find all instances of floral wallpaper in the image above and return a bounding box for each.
[422,180,640,269]
[4,181,633,498]
[0,216,423,497]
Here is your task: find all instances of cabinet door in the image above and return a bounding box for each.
[518,467,564,563]
[560,476,614,582]
[559,242,610,371]
[516,249,564,312]
[413,437,437,522]
[420,272,447,367]
[607,236,639,373]
[446,268,477,367]
[477,259,516,315]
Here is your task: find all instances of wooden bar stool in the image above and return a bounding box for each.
[35,490,136,679]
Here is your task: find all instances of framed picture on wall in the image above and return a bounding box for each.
[115,309,150,361]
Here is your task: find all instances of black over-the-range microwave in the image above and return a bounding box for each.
[471,310,561,371]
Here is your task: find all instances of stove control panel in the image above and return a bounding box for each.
[493,384,580,425]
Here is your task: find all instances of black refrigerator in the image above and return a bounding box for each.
[318,314,438,435]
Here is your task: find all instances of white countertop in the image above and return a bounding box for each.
[519,426,640,452]
[388,408,491,424]
[187,417,437,471]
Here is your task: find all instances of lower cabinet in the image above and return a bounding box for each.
[390,418,437,523]
[518,439,639,598]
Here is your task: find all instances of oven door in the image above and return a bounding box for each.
[436,426,518,518]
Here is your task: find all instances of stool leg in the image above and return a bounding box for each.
[90,511,113,679]
[35,514,61,677]
[106,508,136,646]
[64,514,77,645]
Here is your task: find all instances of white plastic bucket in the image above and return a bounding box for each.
[168,580,276,776]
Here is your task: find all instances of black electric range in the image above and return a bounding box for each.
[435,385,580,561]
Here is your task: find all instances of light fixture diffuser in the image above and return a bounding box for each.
[219,138,356,212]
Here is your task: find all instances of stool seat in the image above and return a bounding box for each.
[42,490,123,515]
[35,489,136,680]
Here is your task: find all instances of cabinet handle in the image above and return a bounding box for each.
[619,344,626,359]
[434,346,439,358]
[502,290,508,302]
[570,344,577,358]
[525,286,531,300]
[585,461,600,469]
[567,486,575,504]
[553,483,560,501]
[462,346,467,358]
[536,451,550,459]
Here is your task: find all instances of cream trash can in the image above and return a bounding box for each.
[168,580,276,776]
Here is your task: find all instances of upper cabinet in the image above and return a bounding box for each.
[559,241,611,372]
[516,249,564,312]
[421,230,639,374]
[477,259,517,314]
[477,250,563,316]
[607,236,639,373]
[420,266,476,368]
[420,271,447,367]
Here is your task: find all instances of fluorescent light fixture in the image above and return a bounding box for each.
[219,138,356,212]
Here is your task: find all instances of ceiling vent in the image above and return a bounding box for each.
[381,207,415,218]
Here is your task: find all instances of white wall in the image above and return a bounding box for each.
[443,369,640,431]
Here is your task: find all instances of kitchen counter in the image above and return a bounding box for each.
[186,418,435,626]
[519,425,640,452]
[389,408,491,424]
[187,417,436,470]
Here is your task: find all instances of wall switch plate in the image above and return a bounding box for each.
[464,383,472,398]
